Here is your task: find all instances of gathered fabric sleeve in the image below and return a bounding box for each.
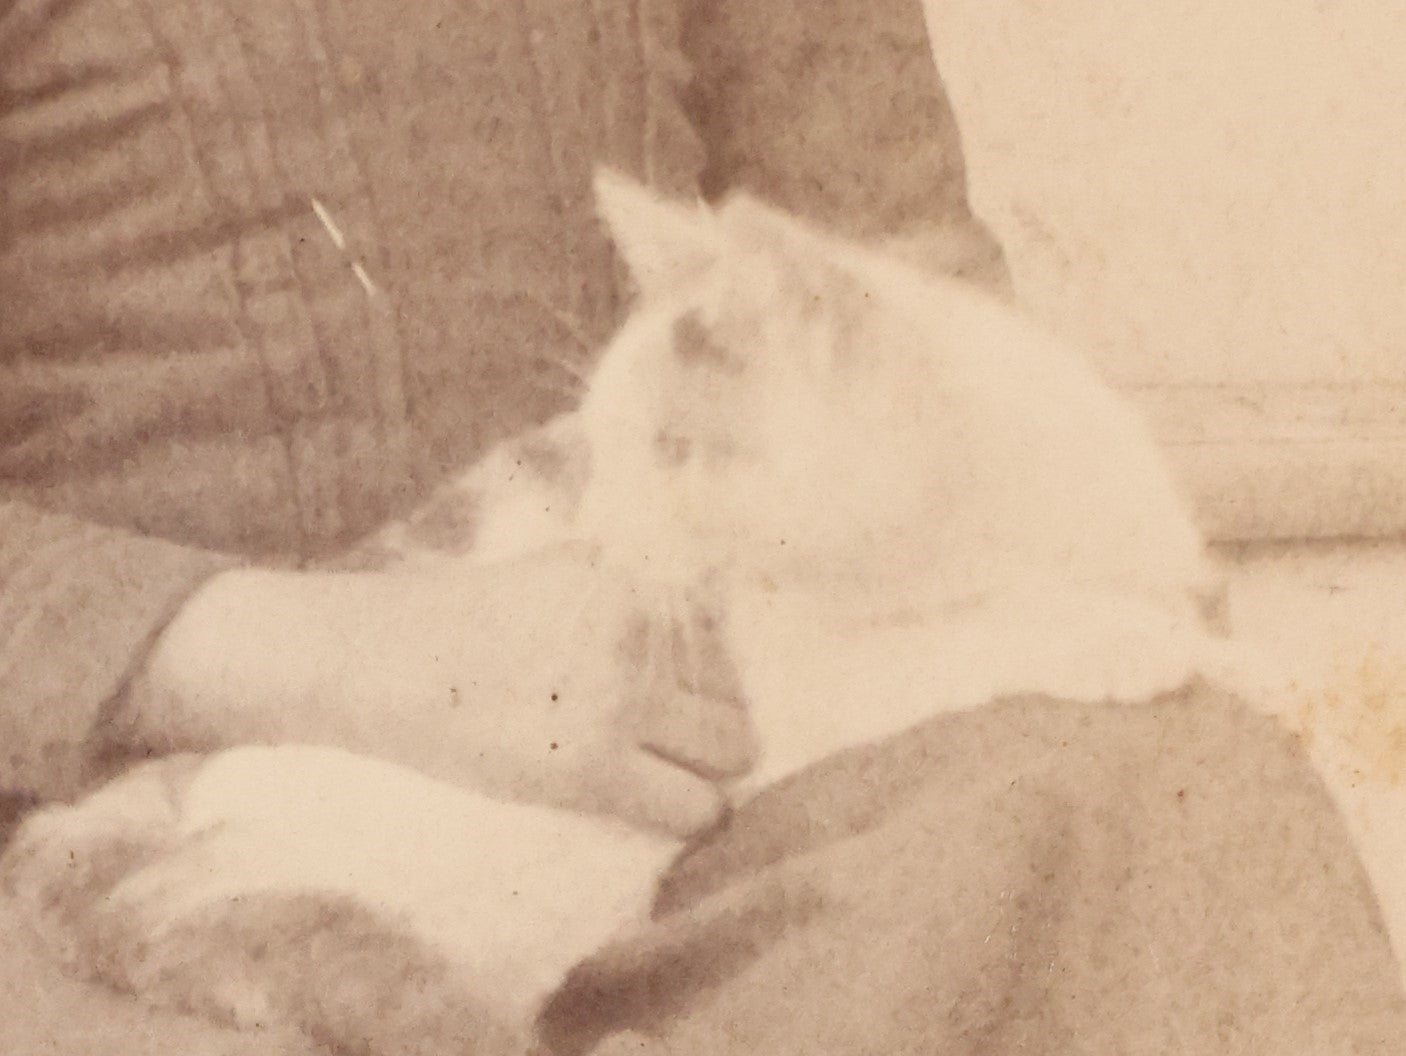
[680,0,1010,291]
[0,1,302,806]
[0,500,238,803]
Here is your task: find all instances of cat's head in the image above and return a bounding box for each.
[574,171,956,590]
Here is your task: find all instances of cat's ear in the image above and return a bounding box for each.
[593,167,722,298]
[716,191,869,310]
[715,192,828,259]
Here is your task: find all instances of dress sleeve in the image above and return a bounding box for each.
[680,0,1010,290]
[0,499,238,802]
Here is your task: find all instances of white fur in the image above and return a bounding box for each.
[562,173,1225,786]
[4,172,1237,1050]
[117,747,675,1017]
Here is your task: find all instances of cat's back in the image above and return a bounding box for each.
[870,266,1209,591]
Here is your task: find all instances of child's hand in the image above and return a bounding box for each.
[120,544,758,838]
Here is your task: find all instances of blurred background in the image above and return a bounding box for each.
[918,0,1406,952]
[922,0,1406,542]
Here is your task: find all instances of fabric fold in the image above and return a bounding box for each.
[0,500,238,802]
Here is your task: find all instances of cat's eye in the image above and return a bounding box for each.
[672,313,742,374]
[653,429,693,466]
[652,428,741,470]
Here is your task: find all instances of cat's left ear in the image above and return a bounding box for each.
[594,168,722,298]
[716,192,858,269]
[717,192,870,309]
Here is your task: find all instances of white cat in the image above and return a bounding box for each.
[0,171,1229,1054]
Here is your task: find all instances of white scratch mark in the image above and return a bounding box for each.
[351,262,380,297]
[310,197,381,298]
[310,197,347,250]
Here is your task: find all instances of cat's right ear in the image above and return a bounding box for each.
[593,167,722,298]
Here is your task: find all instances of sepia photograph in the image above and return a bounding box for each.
[1,1,1404,1052]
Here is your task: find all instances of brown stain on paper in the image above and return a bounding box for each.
[1294,641,1406,788]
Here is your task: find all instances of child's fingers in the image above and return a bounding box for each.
[594,749,728,839]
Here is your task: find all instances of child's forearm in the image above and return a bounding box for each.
[113,567,381,756]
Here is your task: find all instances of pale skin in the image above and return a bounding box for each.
[108,541,758,838]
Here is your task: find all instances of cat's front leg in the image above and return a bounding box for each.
[2,746,679,1056]
[0,754,202,982]
[0,756,328,1038]
[106,886,534,1056]
[963,588,1220,706]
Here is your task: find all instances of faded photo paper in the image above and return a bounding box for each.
[1,1,1404,1054]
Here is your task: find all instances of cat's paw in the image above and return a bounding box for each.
[1052,626,1202,704]
[1,754,535,1055]
[112,890,532,1055]
[0,755,201,977]
[1049,624,1208,705]
[978,592,1211,706]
